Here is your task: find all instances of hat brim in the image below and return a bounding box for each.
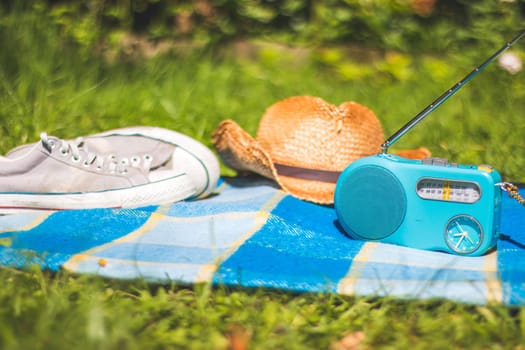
[212,119,278,180]
[212,119,337,204]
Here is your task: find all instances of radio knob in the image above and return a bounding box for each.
[477,164,494,172]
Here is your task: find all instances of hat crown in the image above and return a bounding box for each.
[255,96,384,171]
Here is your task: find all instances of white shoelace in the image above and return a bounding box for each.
[40,132,153,174]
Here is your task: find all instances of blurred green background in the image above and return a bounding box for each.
[1,0,524,179]
[3,0,524,53]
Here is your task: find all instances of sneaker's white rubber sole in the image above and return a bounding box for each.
[92,126,220,199]
[0,173,195,212]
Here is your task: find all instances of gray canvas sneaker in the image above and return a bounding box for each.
[7,126,221,202]
[0,127,221,212]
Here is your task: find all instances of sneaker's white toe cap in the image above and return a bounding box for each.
[154,146,220,198]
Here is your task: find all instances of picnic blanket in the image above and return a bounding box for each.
[0,177,524,305]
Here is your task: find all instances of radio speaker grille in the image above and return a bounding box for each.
[336,165,407,240]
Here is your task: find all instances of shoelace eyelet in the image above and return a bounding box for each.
[48,140,57,149]
[71,155,81,163]
[60,148,69,156]
[131,156,140,167]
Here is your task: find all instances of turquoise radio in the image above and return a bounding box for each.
[334,154,503,256]
[334,30,525,255]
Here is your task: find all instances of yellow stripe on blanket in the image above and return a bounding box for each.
[0,212,52,247]
[63,208,168,272]
[337,242,379,295]
[337,242,502,303]
[64,191,286,283]
[484,252,502,303]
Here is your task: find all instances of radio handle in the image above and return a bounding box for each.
[381,29,525,154]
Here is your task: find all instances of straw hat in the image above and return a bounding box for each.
[212,96,430,204]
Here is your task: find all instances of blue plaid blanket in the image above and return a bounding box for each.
[1,177,524,305]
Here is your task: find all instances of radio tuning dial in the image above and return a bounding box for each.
[444,215,483,254]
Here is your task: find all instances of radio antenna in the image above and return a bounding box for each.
[381,29,525,154]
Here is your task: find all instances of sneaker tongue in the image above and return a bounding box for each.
[149,144,173,169]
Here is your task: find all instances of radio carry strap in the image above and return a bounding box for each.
[501,182,525,206]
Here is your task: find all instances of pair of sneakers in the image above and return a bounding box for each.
[0,126,220,212]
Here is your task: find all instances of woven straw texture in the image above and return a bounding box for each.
[212,96,384,204]
[256,96,384,169]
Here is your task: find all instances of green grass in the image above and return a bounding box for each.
[2,7,525,350]
[1,268,525,350]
